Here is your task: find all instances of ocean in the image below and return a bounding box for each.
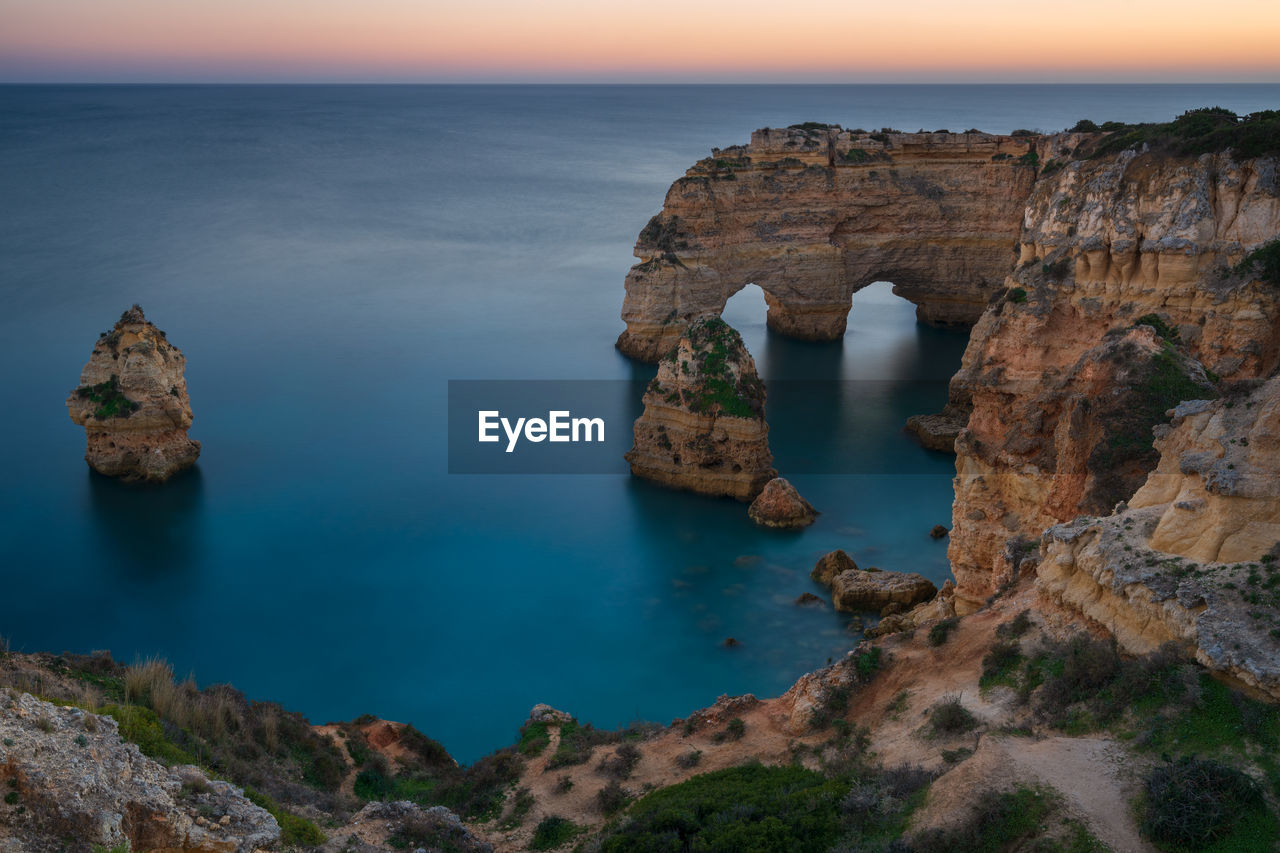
[2,83,1277,761]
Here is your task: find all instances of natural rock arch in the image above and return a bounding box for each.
[616,125,1043,361]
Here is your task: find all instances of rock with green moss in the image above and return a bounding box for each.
[66,305,200,482]
[625,318,776,500]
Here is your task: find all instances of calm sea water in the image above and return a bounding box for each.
[2,84,1277,762]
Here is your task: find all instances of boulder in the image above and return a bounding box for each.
[811,549,857,584]
[831,569,937,613]
[930,525,949,539]
[748,478,817,528]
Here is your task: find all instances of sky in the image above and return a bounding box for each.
[2,0,1278,83]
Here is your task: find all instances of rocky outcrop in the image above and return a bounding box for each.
[326,801,491,853]
[905,411,966,452]
[821,568,937,613]
[625,318,775,499]
[866,580,959,638]
[616,126,1046,360]
[1129,380,1280,563]
[949,148,1280,610]
[747,477,817,528]
[1036,377,1280,699]
[67,305,201,482]
[0,692,278,853]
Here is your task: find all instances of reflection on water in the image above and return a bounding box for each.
[86,466,205,580]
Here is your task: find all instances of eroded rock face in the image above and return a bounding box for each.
[747,477,817,528]
[948,149,1280,610]
[625,318,775,500]
[827,569,937,613]
[1130,380,1280,563]
[0,692,279,853]
[1035,378,1280,700]
[67,305,201,482]
[616,126,1045,361]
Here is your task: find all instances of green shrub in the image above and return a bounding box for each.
[1007,287,1027,304]
[74,375,140,420]
[243,786,326,846]
[712,717,746,743]
[1135,313,1181,342]
[99,704,196,766]
[597,742,641,779]
[911,786,1056,852]
[980,640,1024,689]
[1070,119,1101,133]
[530,815,581,849]
[675,748,702,769]
[546,720,612,769]
[1232,239,1280,287]
[852,646,883,682]
[928,696,977,736]
[596,778,630,815]
[517,720,551,757]
[1142,758,1272,850]
[927,617,960,647]
[996,610,1033,640]
[1090,107,1280,160]
[597,764,850,852]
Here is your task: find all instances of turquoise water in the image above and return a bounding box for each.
[2,84,1278,762]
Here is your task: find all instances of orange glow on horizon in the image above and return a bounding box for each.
[1,0,1278,81]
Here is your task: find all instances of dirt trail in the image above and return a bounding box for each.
[1003,736,1155,853]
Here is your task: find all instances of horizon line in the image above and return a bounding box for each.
[3,79,1280,86]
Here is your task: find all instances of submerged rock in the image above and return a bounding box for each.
[930,525,949,539]
[625,318,775,500]
[66,305,200,482]
[748,477,817,528]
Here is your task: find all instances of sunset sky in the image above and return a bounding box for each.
[2,0,1278,82]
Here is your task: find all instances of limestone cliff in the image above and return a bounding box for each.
[948,148,1280,610]
[1036,378,1280,699]
[625,318,775,500]
[616,126,1044,360]
[67,305,201,482]
[0,692,278,852]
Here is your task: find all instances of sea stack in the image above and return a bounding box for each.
[625,317,775,500]
[66,305,200,482]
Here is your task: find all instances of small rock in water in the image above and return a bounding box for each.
[793,592,824,606]
[811,549,857,585]
[748,477,817,529]
[723,637,741,648]
[930,524,949,539]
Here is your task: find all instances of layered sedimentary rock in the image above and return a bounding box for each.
[949,149,1280,610]
[0,691,279,852]
[747,477,817,528]
[67,305,201,482]
[1037,381,1280,698]
[616,126,1046,361]
[625,318,776,499]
